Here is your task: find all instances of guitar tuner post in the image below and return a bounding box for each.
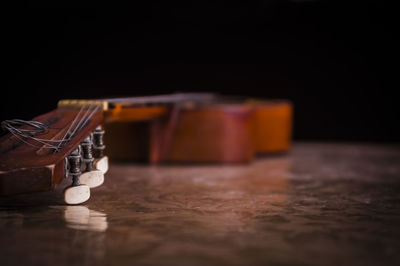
[81,136,94,172]
[79,134,105,189]
[64,147,91,205]
[67,148,82,186]
[92,126,105,158]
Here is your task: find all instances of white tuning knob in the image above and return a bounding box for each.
[94,156,109,174]
[64,185,90,205]
[79,170,104,188]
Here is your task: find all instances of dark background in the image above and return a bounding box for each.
[2,2,398,142]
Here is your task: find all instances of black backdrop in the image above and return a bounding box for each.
[2,2,398,142]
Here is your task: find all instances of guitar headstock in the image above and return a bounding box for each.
[0,103,106,204]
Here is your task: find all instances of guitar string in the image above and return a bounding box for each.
[6,127,60,149]
[54,103,102,152]
[1,103,102,151]
[54,103,101,152]
[68,104,101,145]
[53,104,87,152]
[21,105,86,145]
[2,105,87,149]
[7,104,96,150]
[4,121,67,149]
[2,94,213,152]
[67,103,98,141]
[3,120,75,150]
[2,119,48,135]
[74,103,101,135]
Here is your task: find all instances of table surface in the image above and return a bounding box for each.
[1,143,399,266]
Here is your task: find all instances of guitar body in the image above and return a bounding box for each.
[105,104,255,163]
[104,97,292,163]
[165,104,254,163]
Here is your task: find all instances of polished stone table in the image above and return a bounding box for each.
[1,143,399,266]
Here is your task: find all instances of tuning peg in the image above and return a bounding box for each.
[63,148,91,205]
[92,126,109,174]
[64,185,90,205]
[79,170,104,188]
[94,156,108,174]
[79,136,104,188]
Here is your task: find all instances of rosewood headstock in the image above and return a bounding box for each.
[0,104,106,204]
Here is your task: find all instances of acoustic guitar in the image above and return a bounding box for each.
[0,93,292,204]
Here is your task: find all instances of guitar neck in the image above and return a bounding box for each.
[104,92,217,105]
[58,93,218,110]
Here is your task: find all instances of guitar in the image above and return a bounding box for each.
[0,93,292,204]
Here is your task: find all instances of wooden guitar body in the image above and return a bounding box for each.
[102,95,293,163]
[105,103,255,163]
